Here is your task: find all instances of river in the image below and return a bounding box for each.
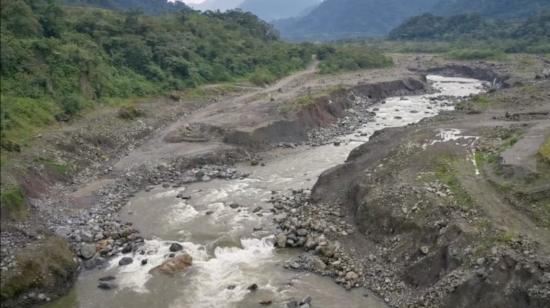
[48,75,486,308]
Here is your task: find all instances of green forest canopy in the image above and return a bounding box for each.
[0,0,316,147]
[388,11,550,53]
[0,0,392,152]
[62,0,191,15]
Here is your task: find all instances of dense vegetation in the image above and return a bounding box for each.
[317,45,393,74]
[0,185,26,220]
[389,11,550,54]
[0,0,315,149]
[63,0,191,15]
[390,14,507,41]
[432,0,550,19]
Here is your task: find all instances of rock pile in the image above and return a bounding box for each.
[270,190,363,290]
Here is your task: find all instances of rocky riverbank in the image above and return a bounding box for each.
[271,171,550,307]
[271,190,364,290]
[1,153,252,306]
[304,84,550,306]
[263,62,550,308]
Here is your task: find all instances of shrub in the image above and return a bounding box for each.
[249,69,277,86]
[0,236,77,301]
[117,105,145,120]
[447,49,506,60]
[318,46,393,74]
[0,139,21,153]
[59,94,88,116]
[435,159,474,208]
[0,186,27,220]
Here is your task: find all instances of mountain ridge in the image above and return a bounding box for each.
[238,0,322,21]
[275,0,550,41]
[275,0,440,41]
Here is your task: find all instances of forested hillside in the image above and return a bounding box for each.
[389,11,550,53]
[432,0,550,19]
[63,0,191,15]
[0,0,315,149]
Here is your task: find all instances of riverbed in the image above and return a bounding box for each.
[49,75,486,308]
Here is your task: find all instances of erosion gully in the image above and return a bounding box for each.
[48,76,486,308]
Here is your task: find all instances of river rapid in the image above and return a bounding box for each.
[49,76,487,308]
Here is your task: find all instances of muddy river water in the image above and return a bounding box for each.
[49,76,486,308]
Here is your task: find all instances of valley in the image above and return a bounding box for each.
[2,51,549,307]
[1,1,549,308]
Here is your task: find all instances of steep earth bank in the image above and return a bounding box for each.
[309,71,550,306]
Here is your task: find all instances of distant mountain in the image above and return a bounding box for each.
[274,0,440,41]
[432,0,550,20]
[274,0,550,42]
[238,0,322,21]
[63,0,191,15]
[193,0,244,12]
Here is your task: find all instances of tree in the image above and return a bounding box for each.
[0,0,43,37]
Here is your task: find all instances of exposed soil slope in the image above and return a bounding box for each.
[312,68,550,307]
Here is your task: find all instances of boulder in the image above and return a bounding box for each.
[149,253,193,275]
[310,256,327,271]
[287,300,299,308]
[119,257,133,266]
[169,243,183,252]
[301,296,312,305]
[318,242,336,258]
[97,282,117,290]
[96,238,114,253]
[304,236,318,250]
[79,243,96,260]
[247,283,258,291]
[121,245,132,254]
[345,271,359,281]
[275,234,287,248]
[259,299,272,305]
[98,276,115,282]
